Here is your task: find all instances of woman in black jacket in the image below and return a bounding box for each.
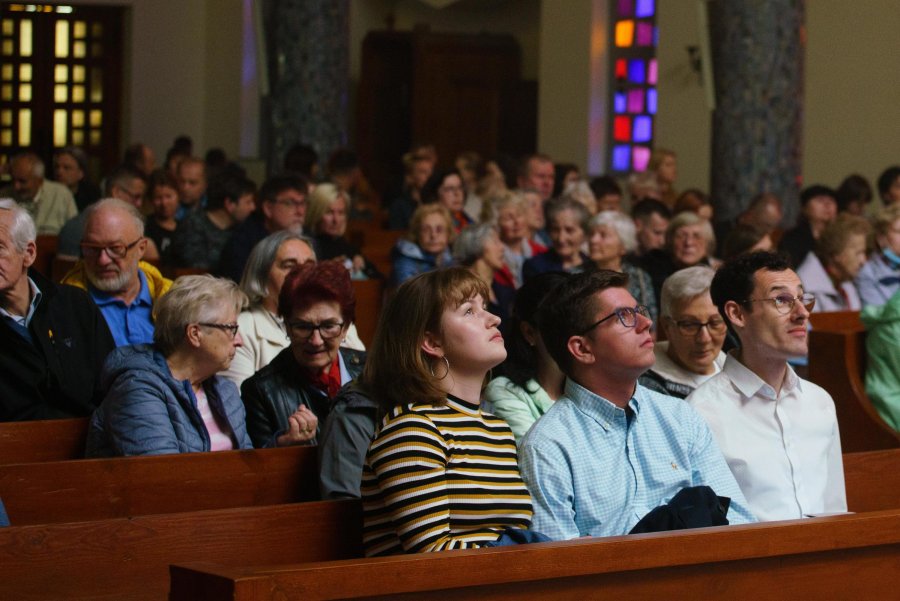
[240,260,366,448]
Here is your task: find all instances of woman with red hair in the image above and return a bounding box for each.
[240,260,366,447]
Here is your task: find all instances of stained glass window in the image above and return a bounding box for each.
[608,0,657,174]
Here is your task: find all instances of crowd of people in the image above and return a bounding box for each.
[2,138,899,555]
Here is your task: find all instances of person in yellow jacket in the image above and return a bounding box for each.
[62,198,173,346]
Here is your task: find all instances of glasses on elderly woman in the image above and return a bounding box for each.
[288,320,345,340]
[199,322,240,339]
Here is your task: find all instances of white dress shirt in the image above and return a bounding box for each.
[686,353,847,521]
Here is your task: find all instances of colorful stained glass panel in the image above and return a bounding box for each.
[614,116,632,142]
[633,146,651,171]
[614,92,627,114]
[613,145,631,171]
[648,59,658,85]
[636,22,653,46]
[633,116,652,143]
[618,0,634,17]
[635,0,655,18]
[615,20,635,47]
[627,89,644,113]
[647,89,658,114]
[628,59,645,84]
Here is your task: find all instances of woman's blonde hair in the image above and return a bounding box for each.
[408,203,456,246]
[304,183,346,235]
[361,267,488,409]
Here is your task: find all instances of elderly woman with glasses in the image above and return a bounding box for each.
[240,260,366,448]
[85,275,253,456]
[639,266,727,399]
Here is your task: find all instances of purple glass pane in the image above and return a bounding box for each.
[612,145,631,171]
[633,146,651,171]
[636,22,653,46]
[653,26,659,47]
[647,88,658,114]
[633,115,652,143]
[627,89,644,114]
[635,0,655,18]
[628,59,645,84]
[618,0,634,17]
[648,58,658,85]
[614,92,627,114]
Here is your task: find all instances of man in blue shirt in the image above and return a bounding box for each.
[61,198,172,347]
[519,269,755,540]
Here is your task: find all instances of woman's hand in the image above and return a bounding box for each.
[352,254,366,273]
[276,405,319,446]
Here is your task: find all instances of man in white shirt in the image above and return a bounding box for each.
[687,251,847,521]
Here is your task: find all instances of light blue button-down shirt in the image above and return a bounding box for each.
[519,379,755,540]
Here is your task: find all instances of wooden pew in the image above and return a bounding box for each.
[0,417,88,464]
[170,509,900,601]
[351,278,384,348]
[33,234,58,279]
[844,449,900,513]
[809,309,863,331]
[808,327,900,452]
[0,500,362,601]
[0,445,319,525]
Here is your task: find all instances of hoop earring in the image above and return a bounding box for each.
[430,356,450,380]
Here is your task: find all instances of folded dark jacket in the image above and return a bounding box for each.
[629,486,730,534]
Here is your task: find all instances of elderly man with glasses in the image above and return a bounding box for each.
[62,198,172,346]
[519,269,754,540]
[640,266,727,399]
[687,251,846,521]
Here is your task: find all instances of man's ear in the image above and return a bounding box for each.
[520,321,539,347]
[566,334,596,366]
[421,330,443,359]
[22,240,36,269]
[136,237,148,260]
[723,300,745,330]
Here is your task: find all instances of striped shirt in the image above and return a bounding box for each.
[361,395,533,556]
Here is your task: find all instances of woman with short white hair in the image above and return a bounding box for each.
[86,275,256,456]
[588,210,657,323]
[453,222,516,325]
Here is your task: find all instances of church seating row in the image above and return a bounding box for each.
[0,449,896,600]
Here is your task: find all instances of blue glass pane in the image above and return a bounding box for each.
[647,88,658,114]
[653,26,659,47]
[633,115,652,143]
[614,92,627,114]
[612,145,631,171]
[628,59,646,84]
[635,0,655,18]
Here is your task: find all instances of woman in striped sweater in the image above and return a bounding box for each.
[360,267,537,556]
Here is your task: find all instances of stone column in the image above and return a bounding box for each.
[709,0,805,227]
[263,0,350,174]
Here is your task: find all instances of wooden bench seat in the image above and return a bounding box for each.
[0,445,319,525]
[0,417,88,464]
[170,509,900,601]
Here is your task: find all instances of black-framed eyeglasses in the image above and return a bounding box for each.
[669,317,728,337]
[288,320,345,340]
[80,238,143,259]
[580,305,651,334]
[198,322,240,339]
[273,197,307,210]
[742,293,816,315]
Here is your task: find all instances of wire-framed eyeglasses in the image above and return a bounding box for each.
[742,293,816,315]
[580,305,651,334]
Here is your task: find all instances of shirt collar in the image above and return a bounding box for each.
[0,276,42,327]
[564,377,641,431]
[89,270,152,307]
[723,351,802,400]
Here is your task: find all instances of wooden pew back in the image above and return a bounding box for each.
[0,417,88,464]
[0,500,362,601]
[0,445,319,525]
[844,449,900,512]
[170,509,900,601]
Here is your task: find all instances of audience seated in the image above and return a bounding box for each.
[484,272,568,442]
[61,198,172,347]
[283,143,319,181]
[519,269,754,539]
[454,150,486,220]
[452,223,516,326]
[174,157,208,220]
[856,204,900,307]
[361,267,538,556]
[387,151,433,231]
[796,213,870,311]
[390,203,454,286]
[0,199,114,421]
[688,252,847,521]
[516,153,555,203]
[877,165,900,206]
[721,224,774,261]
[241,261,366,448]
[421,168,474,233]
[122,142,156,179]
[326,148,379,222]
[560,179,598,215]
[835,174,874,216]
[648,147,678,207]
[144,169,180,264]
[630,198,672,258]
[522,197,590,279]
[639,266,726,398]
[1,151,77,235]
[305,183,382,279]
[861,289,900,432]
[738,192,784,235]
[521,188,550,247]
[627,170,662,205]
[53,146,101,212]
[778,184,837,267]
[170,170,256,270]
[552,162,580,199]
[589,175,624,213]
[85,275,253,456]
[217,173,309,282]
[674,188,713,221]
[492,191,546,288]
[589,210,657,322]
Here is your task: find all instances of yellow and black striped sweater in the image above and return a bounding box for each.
[361,395,534,556]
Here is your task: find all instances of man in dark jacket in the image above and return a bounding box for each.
[0,199,115,421]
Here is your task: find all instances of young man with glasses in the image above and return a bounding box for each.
[640,266,727,398]
[687,251,846,521]
[519,269,754,540]
[61,198,172,347]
